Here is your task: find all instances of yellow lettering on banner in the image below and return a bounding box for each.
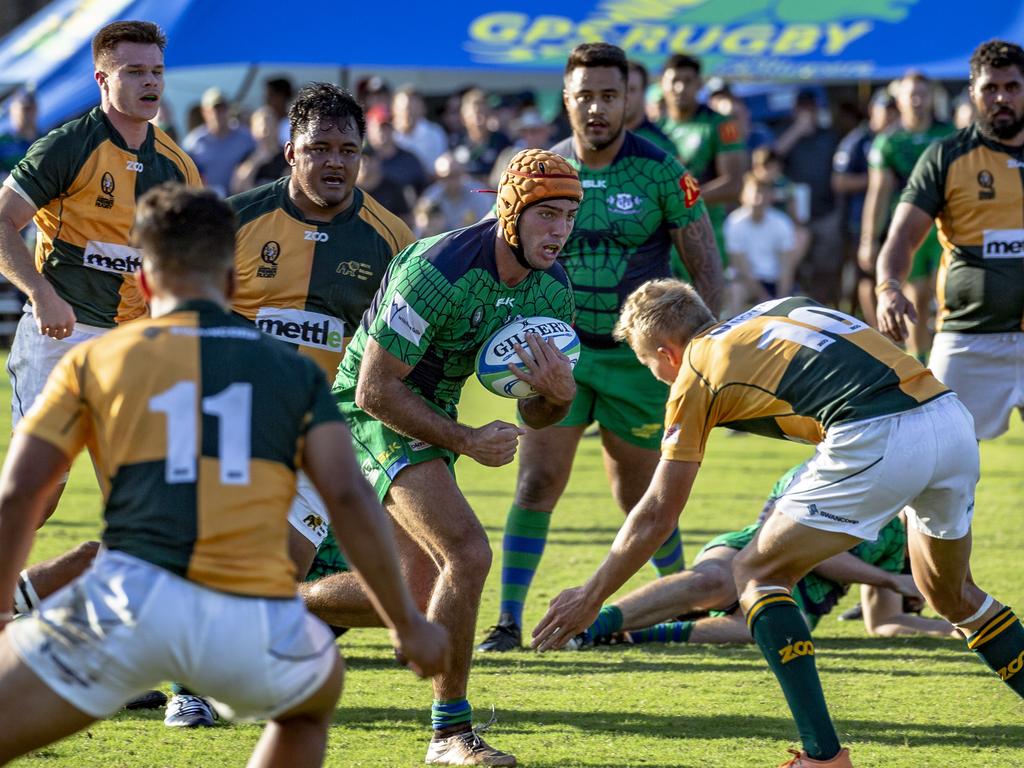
[579,20,615,43]
[523,16,574,45]
[772,24,820,56]
[721,24,775,56]
[468,13,527,44]
[825,21,872,55]
[619,24,670,54]
[668,25,722,54]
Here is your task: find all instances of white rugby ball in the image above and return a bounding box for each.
[475,316,581,399]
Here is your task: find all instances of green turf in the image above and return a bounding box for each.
[6,371,1024,767]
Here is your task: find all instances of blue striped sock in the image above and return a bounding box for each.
[585,605,624,642]
[651,526,685,576]
[431,698,472,732]
[499,506,551,626]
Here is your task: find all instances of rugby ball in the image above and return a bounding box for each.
[476,316,581,399]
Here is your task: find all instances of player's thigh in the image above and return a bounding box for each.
[928,332,1022,440]
[386,459,489,570]
[514,423,586,508]
[0,631,95,763]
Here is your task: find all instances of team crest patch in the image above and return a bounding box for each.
[978,170,995,200]
[337,260,373,280]
[607,192,643,214]
[471,306,485,328]
[680,173,701,208]
[257,241,280,278]
[95,171,115,208]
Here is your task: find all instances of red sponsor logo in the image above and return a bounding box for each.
[679,173,701,208]
[718,119,741,145]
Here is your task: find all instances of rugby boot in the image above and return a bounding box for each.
[425,724,517,766]
[164,694,218,727]
[124,689,168,710]
[476,614,521,652]
[778,747,853,767]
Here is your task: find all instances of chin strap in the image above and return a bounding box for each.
[510,236,532,269]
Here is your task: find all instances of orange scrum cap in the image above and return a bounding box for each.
[496,148,583,253]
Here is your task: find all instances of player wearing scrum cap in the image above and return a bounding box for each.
[299,149,581,765]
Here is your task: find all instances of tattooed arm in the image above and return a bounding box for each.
[671,210,724,316]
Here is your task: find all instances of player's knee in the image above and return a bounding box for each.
[450,537,492,584]
[514,464,565,509]
[693,563,733,602]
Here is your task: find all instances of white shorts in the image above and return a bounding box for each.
[7,308,106,428]
[775,395,978,541]
[288,470,331,548]
[928,331,1024,440]
[6,549,337,720]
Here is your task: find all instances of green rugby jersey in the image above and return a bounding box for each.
[334,219,575,418]
[550,132,706,347]
[659,105,744,241]
[4,107,200,327]
[869,122,954,188]
[901,124,1024,333]
[18,300,342,597]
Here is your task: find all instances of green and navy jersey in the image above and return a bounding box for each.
[869,122,954,189]
[17,300,342,598]
[334,219,575,419]
[229,179,414,377]
[3,107,200,327]
[661,297,949,463]
[633,118,678,159]
[551,132,706,346]
[901,123,1024,333]
[659,105,744,237]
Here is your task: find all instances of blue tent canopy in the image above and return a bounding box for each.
[1,0,1022,131]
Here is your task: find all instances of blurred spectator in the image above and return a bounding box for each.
[0,90,38,179]
[154,99,178,143]
[774,89,841,306]
[752,147,809,260]
[356,76,391,112]
[365,104,429,195]
[659,54,747,276]
[357,145,415,228]
[183,87,256,195]
[412,196,447,239]
[264,76,294,146]
[439,90,468,146]
[392,85,448,175]
[231,106,288,194]
[953,89,975,129]
[707,80,774,150]
[833,93,898,319]
[419,151,493,233]
[724,173,797,311]
[625,61,676,156]
[454,88,512,182]
[489,108,553,188]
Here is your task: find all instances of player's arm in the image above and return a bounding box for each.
[857,166,895,274]
[356,337,523,467]
[810,551,919,595]
[0,186,75,338]
[874,201,934,342]
[515,333,577,429]
[0,434,73,627]
[671,211,724,316]
[860,583,957,638]
[532,459,699,651]
[700,148,746,205]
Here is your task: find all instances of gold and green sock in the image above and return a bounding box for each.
[967,606,1024,697]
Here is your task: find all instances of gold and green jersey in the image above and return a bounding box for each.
[551,132,706,346]
[901,124,1024,333]
[4,107,200,327]
[335,219,575,419]
[17,300,343,598]
[661,297,948,463]
[229,179,413,378]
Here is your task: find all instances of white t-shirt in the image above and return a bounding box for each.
[724,207,795,283]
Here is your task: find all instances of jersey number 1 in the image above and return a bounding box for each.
[148,381,252,485]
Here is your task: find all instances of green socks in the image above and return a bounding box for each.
[968,606,1024,697]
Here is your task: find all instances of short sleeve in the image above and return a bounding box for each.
[7,127,81,210]
[716,116,745,154]
[660,353,716,464]
[867,133,887,171]
[899,141,947,218]
[15,346,91,459]
[659,154,707,230]
[366,255,459,367]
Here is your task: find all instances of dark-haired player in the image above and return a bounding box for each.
[480,42,723,654]
[0,20,199,521]
[536,280,1024,768]
[0,184,447,767]
[877,39,1024,440]
[301,148,580,765]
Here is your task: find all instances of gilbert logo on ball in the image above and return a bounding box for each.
[476,316,581,398]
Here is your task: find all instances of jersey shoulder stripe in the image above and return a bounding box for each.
[622,130,671,163]
[416,218,501,283]
[359,189,415,253]
[229,177,289,225]
[153,127,200,186]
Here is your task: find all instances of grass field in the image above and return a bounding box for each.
[5,370,1024,768]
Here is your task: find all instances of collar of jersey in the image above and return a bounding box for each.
[94,106,155,156]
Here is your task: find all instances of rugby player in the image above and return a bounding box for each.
[300,148,581,765]
[571,464,954,649]
[0,184,448,767]
[859,70,952,359]
[0,21,199,520]
[479,42,724,654]
[658,53,747,275]
[877,40,1024,440]
[534,280,1024,767]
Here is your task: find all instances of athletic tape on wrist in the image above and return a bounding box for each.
[13,570,40,615]
[955,594,994,629]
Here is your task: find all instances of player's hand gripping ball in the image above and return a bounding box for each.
[476,316,580,398]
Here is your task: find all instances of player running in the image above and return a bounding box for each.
[479,42,723,654]
[535,280,1024,767]
[0,184,447,768]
